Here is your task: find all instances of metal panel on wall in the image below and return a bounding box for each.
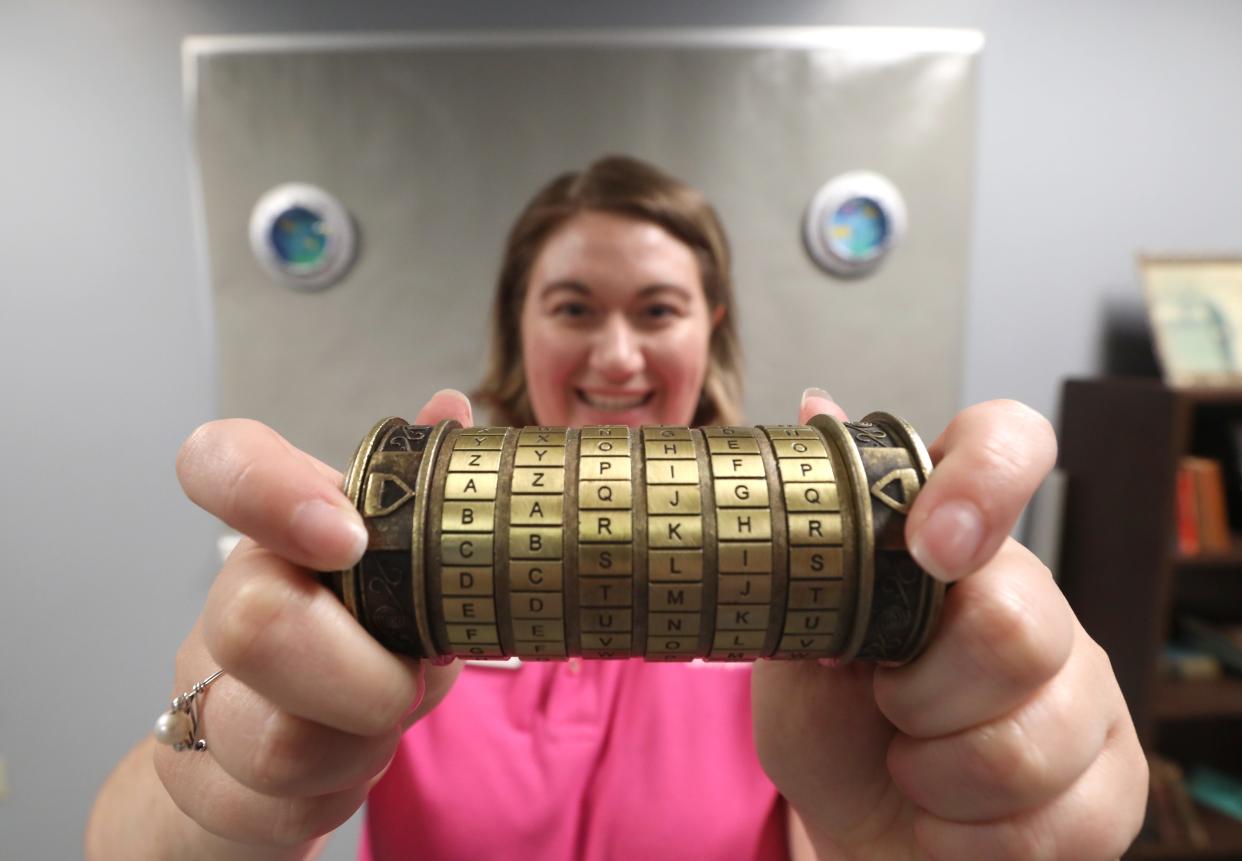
[186,29,981,467]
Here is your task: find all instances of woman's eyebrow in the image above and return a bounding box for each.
[539,280,591,299]
[637,284,693,301]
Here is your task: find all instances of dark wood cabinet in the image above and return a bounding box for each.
[1058,378,1242,859]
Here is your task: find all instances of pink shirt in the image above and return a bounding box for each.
[361,658,787,861]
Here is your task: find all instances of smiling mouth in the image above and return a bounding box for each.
[576,389,655,411]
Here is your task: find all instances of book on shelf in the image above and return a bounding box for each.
[1146,754,1211,848]
[1224,419,1242,530]
[1177,614,1242,675]
[1175,457,1231,555]
[1146,755,1211,848]
[1176,464,1200,556]
[1159,643,1225,681]
[1163,758,1212,848]
[1187,766,1242,823]
[1146,753,1183,844]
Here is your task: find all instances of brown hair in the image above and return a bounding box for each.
[474,155,743,427]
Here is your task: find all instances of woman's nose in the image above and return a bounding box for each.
[589,314,645,381]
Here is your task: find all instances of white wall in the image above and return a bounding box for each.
[3,1,1240,858]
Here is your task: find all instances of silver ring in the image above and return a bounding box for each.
[153,670,224,752]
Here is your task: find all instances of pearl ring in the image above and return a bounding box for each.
[153,670,224,752]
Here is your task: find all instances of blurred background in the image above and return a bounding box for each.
[3,1,1242,858]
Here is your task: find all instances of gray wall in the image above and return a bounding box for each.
[3,2,1240,859]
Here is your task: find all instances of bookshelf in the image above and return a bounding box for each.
[1058,378,1242,859]
[1154,678,1242,721]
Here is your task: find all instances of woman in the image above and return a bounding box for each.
[88,156,1147,860]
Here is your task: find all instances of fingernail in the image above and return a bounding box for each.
[431,654,456,667]
[402,661,428,722]
[908,500,984,582]
[291,499,368,567]
[801,387,832,409]
[366,755,397,791]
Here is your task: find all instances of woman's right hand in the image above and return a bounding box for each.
[154,390,473,849]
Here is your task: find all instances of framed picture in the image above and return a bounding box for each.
[1143,257,1242,387]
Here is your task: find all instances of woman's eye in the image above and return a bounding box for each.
[554,302,592,319]
[640,304,679,322]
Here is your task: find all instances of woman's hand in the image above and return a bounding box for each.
[752,393,1148,860]
[152,390,472,851]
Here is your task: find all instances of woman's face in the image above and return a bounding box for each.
[520,210,717,429]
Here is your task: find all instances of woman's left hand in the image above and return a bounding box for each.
[752,393,1148,860]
